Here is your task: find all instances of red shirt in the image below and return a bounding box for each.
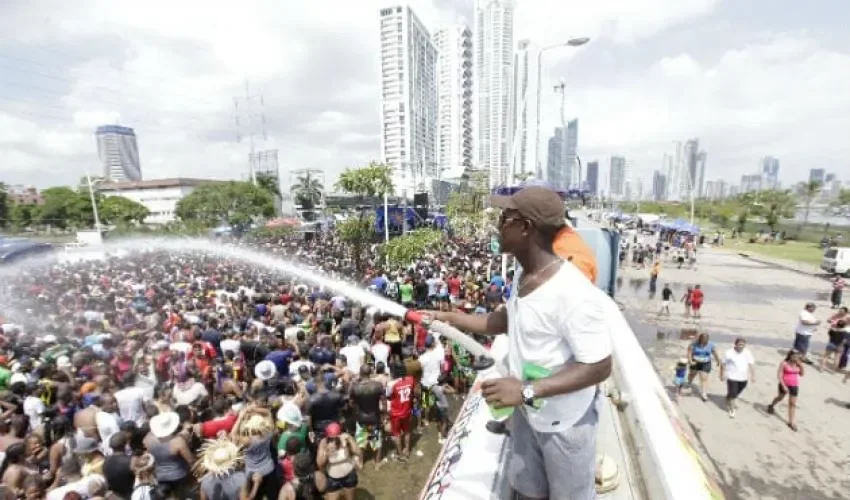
[691,289,704,305]
[200,412,238,438]
[447,277,462,297]
[390,376,415,418]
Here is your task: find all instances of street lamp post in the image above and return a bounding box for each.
[86,174,104,246]
[533,37,589,179]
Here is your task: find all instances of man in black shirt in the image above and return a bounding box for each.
[102,433,134,499]
[349,365,386,467]
[306,376,345,440]
[659,284,674,316]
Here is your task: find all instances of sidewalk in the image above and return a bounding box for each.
[731,251,823,277]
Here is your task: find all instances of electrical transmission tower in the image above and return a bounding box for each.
[233,80,267,184]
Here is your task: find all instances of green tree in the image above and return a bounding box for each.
[381,229,443,268]
[99,196,150,226]
[833,188,850,207]
[337,216,375,273]
[0,183,8,229]
[335,162,394,204]
[256,172,281,198]
[175,181,275,227]
[8,203,35,230]
[37,187,90,229]
[765,205,780,232]
[736,209,749,234]
[799,181,821,226]
[291,172,324,209]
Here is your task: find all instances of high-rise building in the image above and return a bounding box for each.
[704,180,729,200]
[509,39,533,178]
[681,138,700,197]
[741,174,762,193]
[96,125,142,181]
[564,119,578,188]
[760,156,780,190]
[696,151,706,197]
[652,170,667,201]
[474,0,515,188]
[379,6,439,196]
[434,24,474,175]
[809,168,826,184]
[585,161,599,195]
[546,127,564,189]
[825,173,836,183]
[609,156,626,198]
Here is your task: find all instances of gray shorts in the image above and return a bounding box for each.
[507,398,599,499]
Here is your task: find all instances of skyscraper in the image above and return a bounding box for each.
[564,119,578,188]
[652,170,667,201]
[474,0,515,188]
[509,39,533,178]
[809,168,826,184]
[434,24,474,175]
[696,151,707,198]
[585,161,599,195]
[96,125,142,181]
[546,127,564,189]
[609,156,626,198]
[760,156,780,190]
[379,6,438,196]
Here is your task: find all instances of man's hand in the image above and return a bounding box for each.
[482,377,523,409]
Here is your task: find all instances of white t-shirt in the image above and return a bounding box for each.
[115,386,149,425]
[23,396,46,428]
[46,474,106,500]
[419,345,445,388]
[371,342,391,368]
[795,310,818,336]
[340,345,366,375]
[220,339,241,355]
[723,348,754,382]
[507,262,613,433]
[173,382,209,406]
[95,411,121,450]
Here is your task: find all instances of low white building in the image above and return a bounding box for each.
[97,178,224,224]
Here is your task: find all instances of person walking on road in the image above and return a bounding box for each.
[690,285,705,319]
[687,333,720,401]
[648,261,660,297]
[767,349,805,432]
[658,284,673,316]
[719,338,755,418]
[681,286,693,317]
[793,303,820,363]
[830,276,845,309]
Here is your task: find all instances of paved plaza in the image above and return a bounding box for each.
[617,247,849,500]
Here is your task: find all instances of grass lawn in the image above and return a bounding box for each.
[725,239,824,267]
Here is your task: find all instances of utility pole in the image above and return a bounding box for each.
[233,80,267,185]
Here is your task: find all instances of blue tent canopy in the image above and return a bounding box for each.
[659,218,700,233]
[491,179,569,198]
[374,207,417,232]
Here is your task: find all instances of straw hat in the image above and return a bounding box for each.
[150,412,181,438]
[239,414,274,435]
[193,438,244,478]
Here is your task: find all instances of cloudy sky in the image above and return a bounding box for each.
[0,0,848,190]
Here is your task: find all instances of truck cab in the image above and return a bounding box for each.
[822,247,850,277]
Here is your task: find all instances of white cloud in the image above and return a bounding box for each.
[0,0,846,191]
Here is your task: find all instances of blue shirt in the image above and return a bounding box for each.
[490,275,505,289]
[691,342,714,363]
[264,350,293,377]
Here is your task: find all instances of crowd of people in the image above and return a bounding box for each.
[0,231,516,500]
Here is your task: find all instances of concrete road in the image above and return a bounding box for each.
[616,247,848,500]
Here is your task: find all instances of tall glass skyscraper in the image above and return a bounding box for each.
[96,125,142,181]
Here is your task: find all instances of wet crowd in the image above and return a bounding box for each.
[0,231,510,500]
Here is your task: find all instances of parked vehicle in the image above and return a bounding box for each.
[821,246,850,277]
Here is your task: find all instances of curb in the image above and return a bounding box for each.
[738,252,824,278]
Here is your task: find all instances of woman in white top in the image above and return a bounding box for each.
[719,338,755,418]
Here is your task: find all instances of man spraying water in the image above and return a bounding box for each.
[426,186,615,500]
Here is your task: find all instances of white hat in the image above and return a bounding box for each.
[276,402,302,427]
[150,412,181,438]
[254,360,277,381]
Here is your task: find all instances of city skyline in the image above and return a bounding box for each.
[1,1,849,188]
[96,124,142,182]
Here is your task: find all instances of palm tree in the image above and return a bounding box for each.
[800,180,822,226]
[255,172,281,198]
[291,173,324,209]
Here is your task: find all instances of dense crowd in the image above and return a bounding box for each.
[0,232,510,500]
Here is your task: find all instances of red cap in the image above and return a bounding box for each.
[325,422,342,438]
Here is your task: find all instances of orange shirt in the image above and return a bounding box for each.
[553,227,597,283]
